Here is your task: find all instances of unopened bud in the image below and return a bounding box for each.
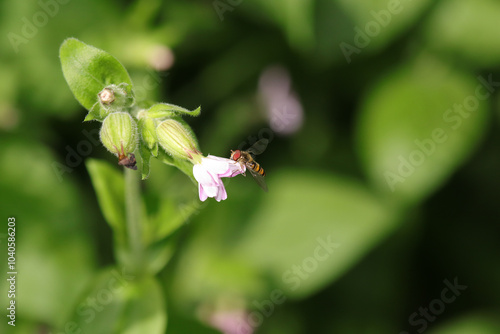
[99,88,115,104]
[138,114,158,156]
[97,84,134,116]
[156,119,200,161]
[100,112,138,169]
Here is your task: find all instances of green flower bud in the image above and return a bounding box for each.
[156,119,200,161]
[100,112,138,169]
[138,115,159,157]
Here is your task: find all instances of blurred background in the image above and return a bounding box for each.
[1,0,500,333]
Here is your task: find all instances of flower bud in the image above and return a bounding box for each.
[100,112,138,169]
[156,119,200,161]
[97,84,134,117]
[98,88,115,104]
[137,113,158,156]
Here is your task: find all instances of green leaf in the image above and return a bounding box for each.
[234,169,398,299]
[154,199,199,241]
[144,237,178,275]
[145,197,200,248]
[60,38,133,111]
[428,313,500,334]
[141,195,201,274]
[84,102,99,121]
[423,0,500,67]
[356,57,489,205]
[118,277,167,334]
[83,101,113,122]
[69,268,167,334]
[86,159,126,244]
[146,103,201,119]
[170,242,263,307]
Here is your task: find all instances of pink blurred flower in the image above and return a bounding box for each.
[208,309,253,334]
[193,155,246,202]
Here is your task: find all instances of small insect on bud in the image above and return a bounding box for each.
[118,152,137,170]
[98,88,115,105]
[100,112,138,169]
[156,119,200,161]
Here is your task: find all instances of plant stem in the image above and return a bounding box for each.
[125,167,142,273]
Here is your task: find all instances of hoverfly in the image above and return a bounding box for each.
[230,138,268,192]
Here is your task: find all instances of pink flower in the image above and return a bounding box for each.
[193,155,246,202]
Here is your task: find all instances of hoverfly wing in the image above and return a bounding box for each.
[247,138,269,156]
[248,167,268,192]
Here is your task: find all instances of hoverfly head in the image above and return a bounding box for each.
[230,150,241,161]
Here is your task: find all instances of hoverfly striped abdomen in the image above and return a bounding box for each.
[251,162,265,176]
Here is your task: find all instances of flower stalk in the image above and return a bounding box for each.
[125,166,143,273]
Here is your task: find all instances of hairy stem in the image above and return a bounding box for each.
[125,167,142,273]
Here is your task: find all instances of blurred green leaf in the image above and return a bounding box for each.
[153,199,198,243]
[143,198,199,275]
[167,198,265,307]
[423,0,500,67]
[119,277,167,334]
[250,0,315,51]
[336,0,432,54]
[233,169,398,298]
[0,138,96,327]
[132,196,197,276]
[60,38,133,111]
[144,237,178,276]
[0,320,39,334]
[170,246,264,308]
[0,65,18,129]
[428,313,500,334]
[70,268,166,334]
[15,224,95,328]
[356,57,489,204]
[168,169,399,305]
[86,159,126,243]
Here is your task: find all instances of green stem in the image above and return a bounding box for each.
[125,167,142,273]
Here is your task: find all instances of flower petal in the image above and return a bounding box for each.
[203,184,219,198]
[198,183,208,201]
[193,163,217,186]
[202,156,230,175]
[230,161,246,176]
[206,155,229,161]
[215,184,227,202]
